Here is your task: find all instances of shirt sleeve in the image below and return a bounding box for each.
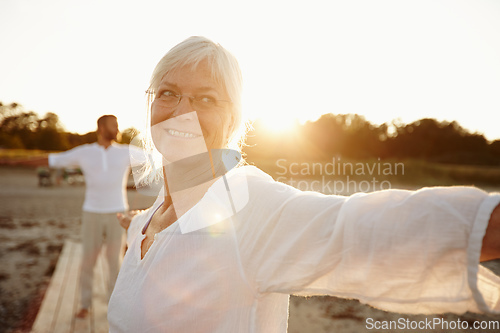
[48,145,84,168]
[235,174,500,315]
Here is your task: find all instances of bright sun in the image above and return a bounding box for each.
[258,115,299,134]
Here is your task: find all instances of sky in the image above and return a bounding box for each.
[1,0,500,141]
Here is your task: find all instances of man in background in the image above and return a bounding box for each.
[48,115,134,318]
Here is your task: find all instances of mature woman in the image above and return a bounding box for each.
[108,36,500,332]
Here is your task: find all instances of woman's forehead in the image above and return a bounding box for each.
[159,62,226,93]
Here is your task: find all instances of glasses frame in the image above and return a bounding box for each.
[146,90,232,111]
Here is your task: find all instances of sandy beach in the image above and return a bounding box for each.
[0,165,499,332]
[0,166,154,332]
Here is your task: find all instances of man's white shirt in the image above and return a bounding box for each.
[49,142,144,213]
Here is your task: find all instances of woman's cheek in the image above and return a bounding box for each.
[150,126,162,151]
[151,101,174,127]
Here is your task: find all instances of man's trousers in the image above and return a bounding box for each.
[79,211,124,309]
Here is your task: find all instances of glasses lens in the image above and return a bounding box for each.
[156,94,227,111]
[192,100,210,111]
[160,95,180,107]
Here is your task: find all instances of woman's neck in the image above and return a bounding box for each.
[161,158,223,221]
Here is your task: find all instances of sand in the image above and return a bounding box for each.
[0,165,499,332]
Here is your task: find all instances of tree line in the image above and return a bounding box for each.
[0,102,136,150]
[244,113,500,166]
[1,102,499,165]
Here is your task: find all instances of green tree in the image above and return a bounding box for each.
[0,103,69,150]
[35,112,70,150]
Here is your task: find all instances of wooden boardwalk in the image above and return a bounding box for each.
[32,240,110,333]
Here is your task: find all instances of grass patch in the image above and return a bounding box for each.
[246,156,500,188]
[0,148,53,159]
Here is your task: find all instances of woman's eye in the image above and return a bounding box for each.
[198,96,216,104]
[160,90,177,98]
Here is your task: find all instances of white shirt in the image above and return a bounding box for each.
[49,142,136,213]
[108,166,500,332]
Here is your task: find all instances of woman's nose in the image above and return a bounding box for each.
[172,96,195,117]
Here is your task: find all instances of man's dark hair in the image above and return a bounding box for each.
[97,115,117,129]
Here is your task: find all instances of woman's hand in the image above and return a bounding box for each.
[117,210,141,231]
[481,203,500,262]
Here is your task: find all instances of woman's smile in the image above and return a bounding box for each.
[166,128,203,139]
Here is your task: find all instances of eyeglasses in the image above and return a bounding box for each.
[148,90,231,112]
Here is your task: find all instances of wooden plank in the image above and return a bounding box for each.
[32,240,111,333]
[32,240,77,333]
[52,240,82,332]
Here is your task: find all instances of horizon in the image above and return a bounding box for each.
[3,101,498,143]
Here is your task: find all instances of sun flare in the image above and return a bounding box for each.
[258,115,299,134]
